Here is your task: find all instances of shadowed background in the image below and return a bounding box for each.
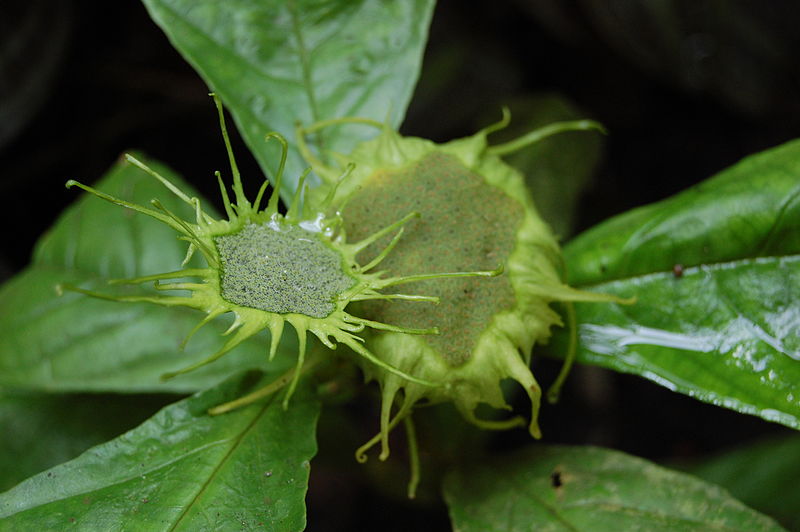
[2,1,800,530]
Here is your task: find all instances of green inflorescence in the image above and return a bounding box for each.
[60,93,501,420]
[215,222,356,318]
[59,95,636,500]
[297,112,635,480]
[345,151,523,366]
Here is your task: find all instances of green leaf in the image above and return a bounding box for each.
[443,445,785,532]
[0,390,174,492]
[142,0,436,198]
[565,139,800,285]
[0,156,294,392]
[684,434,800,531]
[560,139,800,429]
[0,372,320,531]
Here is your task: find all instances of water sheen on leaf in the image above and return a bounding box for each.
[0,156,294,392]
[561,139,800,429]
[0,372,320,531]
[443,445,785,532]
[142,0,435,199]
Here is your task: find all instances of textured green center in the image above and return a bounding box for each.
[214,221,355,318]
[344,152,524,366]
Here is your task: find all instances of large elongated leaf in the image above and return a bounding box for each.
[0,156,293,392]
[443,445,785,531]
[0,372,320,531]
[560,139,800,429]
[565,139,800,285]
[142,0,436,198]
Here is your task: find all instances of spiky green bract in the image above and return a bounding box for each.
[61,96,498,410]
[300,115,631,461]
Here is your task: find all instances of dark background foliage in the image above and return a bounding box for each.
[2,1,800,529]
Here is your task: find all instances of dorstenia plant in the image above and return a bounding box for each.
[61,94,631,496]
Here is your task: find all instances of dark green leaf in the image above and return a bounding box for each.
[560,139,800,429]
[0,156,294,392]
[565,139,800,285]
[443,445,785,531]
[0,390,175,492]
[684,434,800,531]
[0,372,319,531]
[142,0,436,198]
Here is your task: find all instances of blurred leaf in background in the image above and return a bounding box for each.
[0,390,176,492]
[683,434,800,531]
[444,445,784,531]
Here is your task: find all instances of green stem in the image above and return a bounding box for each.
[208,353,322,415]
[404,416,420,499]
[547,302,577,404]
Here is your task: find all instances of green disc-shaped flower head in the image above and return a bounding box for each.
[61,95,499,410]
[298,112,633,462]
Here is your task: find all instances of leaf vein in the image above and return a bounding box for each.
[168,398,276,530]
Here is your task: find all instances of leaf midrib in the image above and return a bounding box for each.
[168,397,275,531]
[571,253,799,290]
[287,0,319,127]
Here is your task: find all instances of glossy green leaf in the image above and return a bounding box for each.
[0,372,319,531]
[561,139,800,429]
[142,0,436,198]
[0,390,174,492]
[685,434,800,531]
[565,139,800,285]
[0,156,293,392]
[443,445,785,532]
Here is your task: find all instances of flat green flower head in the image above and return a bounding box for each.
[345,151,522,366]
[215,221,355,317]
